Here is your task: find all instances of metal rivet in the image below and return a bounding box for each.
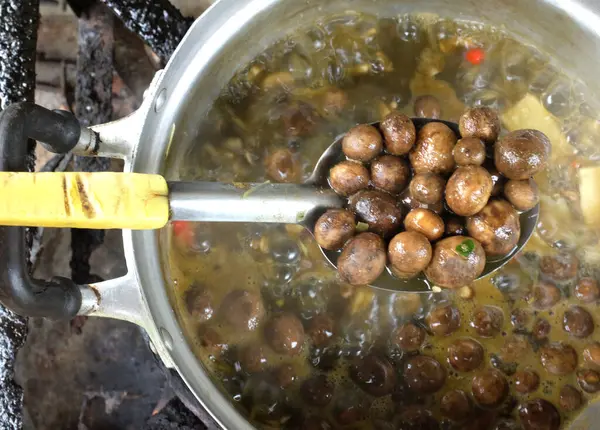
[155,88,167,112]
[148,339,158,355]
[159,327,173,351]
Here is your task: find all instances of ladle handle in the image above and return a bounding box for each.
[0,173,342,228]
[0,172,169,229]
[169,181,343,224]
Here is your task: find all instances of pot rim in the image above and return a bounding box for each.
[103,0,600,429]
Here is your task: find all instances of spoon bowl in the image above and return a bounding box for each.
[304,118,540,293]
[2,108,539,294]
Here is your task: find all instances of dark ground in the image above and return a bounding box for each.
[13,2,211,429]
[14,230,170,430]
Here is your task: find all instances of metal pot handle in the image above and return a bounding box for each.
[0,100,147,320]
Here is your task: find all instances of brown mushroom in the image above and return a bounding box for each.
[559,385,582,412]
[518,399,560,430]
[453,137,486,166]
[275,364,297,388]
[265,313,305,355]
[499,335,530,362]
[238,344,269,373]
[393,293,424,318]
[459,107,501,144]
[424,236,486,288]
[342,124,383,162]
[532,318,551,341]
[265,148,301,183]
[349,354,397,396]
[504,179,539,211]
[426,305,461,336]
[185,287,214,323]
[471,369,508,407]
[197,326,228,357]
[398,407,439,430]
[331,392,370,426]
[370,155,410,194]
[470,306,504,338]
[404,208,445,241]
[466,199,521,256]
[388,231,432,279]
[403,355,446,394]
[221,289,265,331]
[514,369,540,394]
[308,314,335,347]
[531,281,561,310]
[409,172,445,205]
[446,166,493,216]
[337,232,387,285]
[329,161,370,196]
[583,342,600,367]
[563,306,594,338]
[575,278,600,303]
[314,209,356,251]
[282,102,317,137]
[494,129,551,180]
[380,111,416,155]
[448,338,484,372]
[539,254,579,282]
[539,343,577,376]
[409,121,457,175]
[441,390,471,422]
[392,322,426,352]
[401,188,445,215]
[577,369,600,393]
[348,190,403,238]
[414,95,442,119]
[510,308,530,330]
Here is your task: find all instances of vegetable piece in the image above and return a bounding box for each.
[502,93,571,162]
[579,166,600,226]
[465,48,485,65]
[173,221,194,247]
[456,239,475,258]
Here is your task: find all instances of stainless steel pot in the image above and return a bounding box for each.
[2,0,600,428]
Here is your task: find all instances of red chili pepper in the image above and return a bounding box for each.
[172,221,194,247]
[465,48,486,65]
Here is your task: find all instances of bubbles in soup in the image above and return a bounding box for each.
[164,11,599,429]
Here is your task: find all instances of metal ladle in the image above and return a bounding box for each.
[0,118,538,293]
[169,118,539,293]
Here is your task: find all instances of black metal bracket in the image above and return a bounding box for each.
[0,102,84,318]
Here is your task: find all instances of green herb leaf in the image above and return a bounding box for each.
[455,239,475,258]
[356,222,369,232]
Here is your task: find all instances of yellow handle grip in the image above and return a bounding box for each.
[0,172,169,229]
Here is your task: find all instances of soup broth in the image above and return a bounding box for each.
[164,12,600,429]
